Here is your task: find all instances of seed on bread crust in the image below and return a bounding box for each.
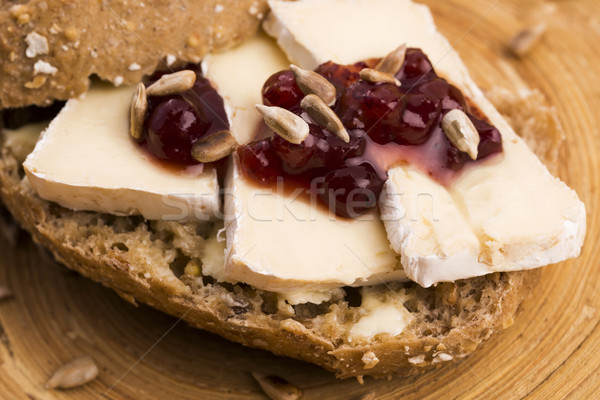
[191,129,238,163]
[45,356,99,390]
[145,70,196,97]
[256,104,310,144]
[290,64,337,106]
[375,43,407,75]
[129,83,147,140]
[300,94,349,142]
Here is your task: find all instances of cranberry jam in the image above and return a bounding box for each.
[238,48,502,218]
[136,65,229,165]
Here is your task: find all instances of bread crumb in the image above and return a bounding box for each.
[10,5,31,26]
[280,319,306,334]
[436,343,447,351]
[252,338,268,347]
[186,34,201,48]
[165,54,176,67]
[25,32,49,58]
[64,27,79,42]
[433,353,453,363]
[361,351,379,369]
[33,60,58,75]
[24,75,46,89]
[128,63,141,71]
[49,24,62,34]
[408,355,425,365]
[248,2,259,15]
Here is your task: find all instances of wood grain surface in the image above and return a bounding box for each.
[1,0,599,398]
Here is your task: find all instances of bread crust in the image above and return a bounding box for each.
[0,0,267,108]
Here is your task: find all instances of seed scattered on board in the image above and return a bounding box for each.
[509,23,547,57]
[45,356,99,390]
[251,372,303,400]
[0,284,12,301]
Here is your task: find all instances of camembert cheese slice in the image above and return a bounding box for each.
[24,84,220,221]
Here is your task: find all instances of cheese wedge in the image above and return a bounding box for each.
[265,0,586,287]
[24,84,220,221]
[224,155,404,292]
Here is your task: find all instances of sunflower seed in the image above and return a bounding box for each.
[509,23,546,57]
[256,104,309,144]
[191,129,238,163]
[359,68,401,87]
[375,43,407,75]
[129,83,147,140]
[45,356,99,390]
[300,94,349,142]
[290,64,336,106]
[441,109,480,160]
[251,372,303,400]
[145,70,196,96]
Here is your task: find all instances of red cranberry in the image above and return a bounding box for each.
[396,48,436,87]
[271,125,329,175]
[394,94,440,145]
[443,83,468,112]
[338,81,403,145]
[273,124,366,175]
[441,114,503,170]
[262,70,304,110]
[315,61,368,100]
[317,162,385,218]
[324,129,367,169]
[146,98,209,164]
[237,140,283,184]
[142,67,229,165]
[471,116,503,159]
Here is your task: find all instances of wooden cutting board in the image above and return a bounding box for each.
[1,0,599,398]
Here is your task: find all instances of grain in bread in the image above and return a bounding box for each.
[0,88,557,378]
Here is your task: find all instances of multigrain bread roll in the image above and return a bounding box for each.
[0,88,558,378]
[0,0,268,108]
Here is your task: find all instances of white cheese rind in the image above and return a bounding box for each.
[224,155,406,292]
[266,0,586,287]
[23,84,220,221]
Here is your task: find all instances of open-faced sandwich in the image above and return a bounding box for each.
[0,0,586,380]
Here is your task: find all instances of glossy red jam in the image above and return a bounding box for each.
[136,65,229,165]
[238,48,503,218]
